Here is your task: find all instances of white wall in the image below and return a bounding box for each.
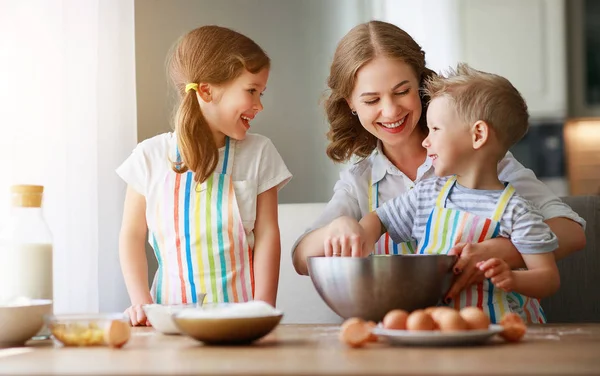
[374,0,461,74]
[97,1,138,313]
[135,0,372,205]
[0,0,137,313]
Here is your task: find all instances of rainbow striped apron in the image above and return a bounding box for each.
[369,171,418,255]
[148,137,254,305]
[418,176,545,323]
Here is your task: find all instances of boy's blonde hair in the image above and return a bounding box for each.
[167,25,270,183]
[423,63,529,150]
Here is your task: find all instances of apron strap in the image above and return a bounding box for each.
[369,148,384,211]
[369,180,379,210]
[221,137,236,175]
[174,137,236,176]
[435,176,457,208]
[172,134,182,167]
[369,155,379,210]
[173,142,185,172]
[491,183,516,221]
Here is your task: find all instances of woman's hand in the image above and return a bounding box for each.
[445,237,522,302]
[124,303,152,326]
[323,216,367,258]
[445,243,487,302]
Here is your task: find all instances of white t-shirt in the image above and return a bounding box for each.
[116,132,292,234]
[291,142,586,255]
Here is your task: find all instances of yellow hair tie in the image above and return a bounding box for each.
[185,83,198,93]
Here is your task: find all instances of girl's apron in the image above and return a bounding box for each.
[418,176,546,323]
[148,137,254,305]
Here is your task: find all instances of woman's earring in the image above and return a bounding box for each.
[351,110,357,116]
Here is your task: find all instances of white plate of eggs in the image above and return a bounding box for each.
[372,306,504,346]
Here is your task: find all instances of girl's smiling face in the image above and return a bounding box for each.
[199,68,269,147]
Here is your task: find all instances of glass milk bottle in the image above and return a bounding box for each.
[0,185,53,304]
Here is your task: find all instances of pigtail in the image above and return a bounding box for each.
[172,90,218,183]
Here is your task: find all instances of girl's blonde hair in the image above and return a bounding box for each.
[167,25,270,182]
[325,21,436,163]
[423,63,529,150]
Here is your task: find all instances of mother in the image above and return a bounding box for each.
[291,20,586,318]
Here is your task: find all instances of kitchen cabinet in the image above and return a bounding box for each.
[456,0,567,119]
[375,0,567,119]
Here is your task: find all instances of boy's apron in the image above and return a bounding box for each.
[418,176,546,324]
[369,170,418,255]
[148,137,254,305]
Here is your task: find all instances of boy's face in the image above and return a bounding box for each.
[422,96,474,177]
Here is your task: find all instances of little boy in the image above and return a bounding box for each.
[358,63,560,323]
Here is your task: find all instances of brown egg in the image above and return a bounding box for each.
[435,310,468,332]
[500,312,525,326]
[424,307,454,330]
[104,320,131,348]
[499,313,527,342]
[383,309,409,330]
[365,321,379,342]
[459,307,491,330]
[339,317,371,348]
[406,310,435,331]
[500,324,527,342]
[424,306,438,315]
[429,307,457,323]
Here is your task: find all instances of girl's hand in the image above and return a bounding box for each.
[477,258,514,292]
[323,216,367,258]
[125,303,151,326]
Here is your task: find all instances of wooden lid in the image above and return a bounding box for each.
[11,185,44,207]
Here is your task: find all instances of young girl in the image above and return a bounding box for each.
[292,21,585,322]
[117,25,292,326]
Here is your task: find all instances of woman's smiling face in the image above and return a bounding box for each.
[346,57,423,149]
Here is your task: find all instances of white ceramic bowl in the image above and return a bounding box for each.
[143,303,201,334]
[0,299,53,347]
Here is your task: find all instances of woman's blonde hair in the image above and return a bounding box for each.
[325,20,436,163]
[167,25,270,182]
[423,63,529,150]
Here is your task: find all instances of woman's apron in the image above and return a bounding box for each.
[369,171,418,255]
[148,137,254,305]
[418,176,546,323]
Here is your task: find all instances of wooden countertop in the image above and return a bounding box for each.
[1,324,599,375]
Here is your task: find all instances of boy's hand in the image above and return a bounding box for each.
[323,216,367,258]
[477,258,514,292]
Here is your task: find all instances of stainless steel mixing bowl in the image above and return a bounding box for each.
[307,254,456,322]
